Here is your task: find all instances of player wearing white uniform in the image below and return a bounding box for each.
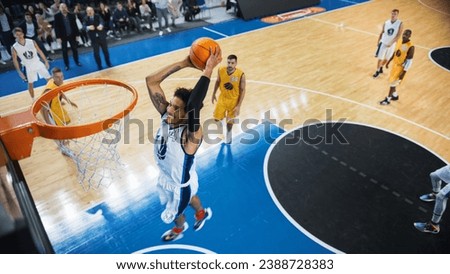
[373,9,403,78]
[146,47,222,241]
[11,27,50,100]
[414,165,450,234]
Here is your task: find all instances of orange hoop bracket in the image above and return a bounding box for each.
[0,78,138,160]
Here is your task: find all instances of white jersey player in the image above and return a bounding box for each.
[11,27,50,100]
[373,9,403,78]
[146,48,222,241]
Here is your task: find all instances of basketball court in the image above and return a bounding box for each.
[1,0,449,254]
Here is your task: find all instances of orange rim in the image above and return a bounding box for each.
[31,78,138,139]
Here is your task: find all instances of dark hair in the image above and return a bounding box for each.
[24,11,33,17]
[174,88,191,112]
[392,9,399,13]
[228,54,237,61]
[52,67,62,74]
[13,27,23,34]
[173,87,203,112]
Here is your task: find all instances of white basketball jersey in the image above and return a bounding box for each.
[12,39,41,66]
[381,19,402,45]
[154,113,198,188]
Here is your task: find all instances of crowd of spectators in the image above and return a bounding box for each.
[1,0,219,65]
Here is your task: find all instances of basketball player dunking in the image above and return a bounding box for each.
[145,48,222,241]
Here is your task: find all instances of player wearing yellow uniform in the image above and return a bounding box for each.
[380,29,414,105]
[211,54,246,144]
[42,67,77,125]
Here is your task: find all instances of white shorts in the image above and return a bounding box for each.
[374,42,395,61]
[157,174,199,223]
[25,61,50,83]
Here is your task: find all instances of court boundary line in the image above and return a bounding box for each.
[133,244,216,254]
[418,0,450,16]
[428,46,450,73]
[248,79,449,140]
[263,120,448,254]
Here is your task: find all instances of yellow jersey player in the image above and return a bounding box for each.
[211,54,246,144]
[41,67,77,125]
[380,29,414,105]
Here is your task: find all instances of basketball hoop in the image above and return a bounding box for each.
[0,79,138,190]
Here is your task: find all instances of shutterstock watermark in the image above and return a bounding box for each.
[103,109,349,146]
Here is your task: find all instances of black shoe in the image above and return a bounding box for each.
[106,62,112,67]
[373,71,380,78]
[379,67,383,73]
[65,66,70,71]
[98,65,103,70]
[391,95,399,101]
[47,57,54,62]
[76,62,82,67]
[379,97,390,105]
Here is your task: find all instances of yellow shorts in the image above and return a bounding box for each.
[389,63,406,85]
[213,98,238,122]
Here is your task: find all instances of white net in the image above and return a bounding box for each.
[38,80,136,191]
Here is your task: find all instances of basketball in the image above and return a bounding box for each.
[189,37,221,70]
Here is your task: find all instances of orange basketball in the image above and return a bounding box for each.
[189,37,221,70]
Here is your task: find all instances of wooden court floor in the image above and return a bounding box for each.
[0,0,449,236]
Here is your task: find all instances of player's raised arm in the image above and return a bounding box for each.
[145,58,192,115]
[185,47,222,150]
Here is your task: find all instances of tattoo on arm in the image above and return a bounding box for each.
[150,90,168,113]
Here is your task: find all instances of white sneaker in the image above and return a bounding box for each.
[159,30,163,36]
[0,60,6,65]
[166,27,171,33]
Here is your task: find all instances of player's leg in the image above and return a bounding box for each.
[380,65,401,105]
[190,195,212,231]
[373,43,386,78]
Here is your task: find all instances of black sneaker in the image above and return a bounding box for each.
[373,71,380,78]
[391,95,399,101]
[419,193,436,202]
[193,207,212,231]
[379,97,390,105]
[414,221,440,234]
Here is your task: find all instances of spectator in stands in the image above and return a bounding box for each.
[35,13,55,54]
[84,6,111,70]
[112,1,131,38]
[19,11,53,61]
[168,0,182,27]
[50,0,61,15]
[38,2,55,25]
[99,2,113,36]
[74,2,90,47]
[153,0,171,36]
[0,4,14,56]
[184,0,200,22]
[139,0,154,31]
[126,0,143,33]
[54,3,81,70]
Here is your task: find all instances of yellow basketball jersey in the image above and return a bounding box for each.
[393,40,413,66]
[44,79,71,126]
[218,66,244,101]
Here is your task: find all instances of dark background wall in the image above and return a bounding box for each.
[237,0,321,20]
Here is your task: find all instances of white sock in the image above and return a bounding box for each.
[392,92,398,97]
